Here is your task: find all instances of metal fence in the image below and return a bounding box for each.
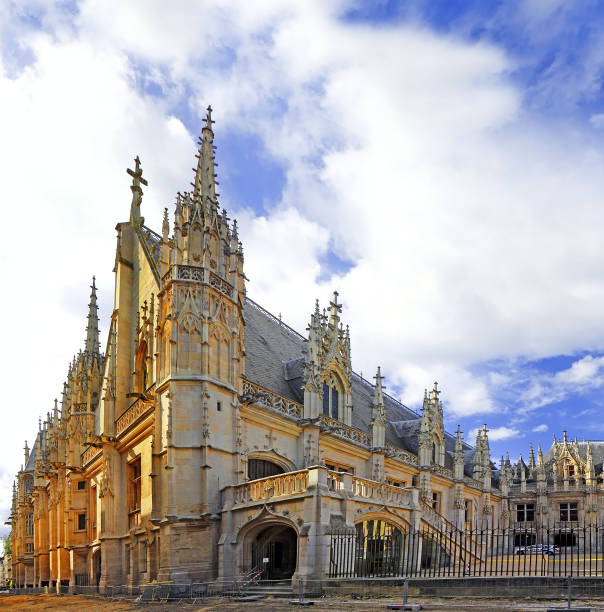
[329,524,604,578]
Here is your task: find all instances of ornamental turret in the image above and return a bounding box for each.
[370,366,386,448]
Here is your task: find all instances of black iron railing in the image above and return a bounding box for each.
[328,524,604,578]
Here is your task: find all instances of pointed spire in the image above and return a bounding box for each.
[537,443,544,467]
[162,207,170,241]
[373,366,384,408]
[85,276,100,358]
[127,155,148,224]
[23,441,29,467]
[193,105,218,205]
[529,443,535,470]
[454,425,463,455]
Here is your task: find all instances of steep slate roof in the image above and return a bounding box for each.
[24,434,41,472]
[243,298,474,461]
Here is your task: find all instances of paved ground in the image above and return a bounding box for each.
[3,594,604,611]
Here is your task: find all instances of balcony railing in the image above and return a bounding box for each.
[384,444,418,466]
[116,398,154,436]
[224,467,417,511]
[241,379,303,419]
[319,415,372,448]
[350,476,413,507]
[162,264,234,299]
[81,446,101,467]
[231,470,309,505]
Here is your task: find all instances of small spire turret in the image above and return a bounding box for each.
[193,105,218,205]
[85,276,100,358]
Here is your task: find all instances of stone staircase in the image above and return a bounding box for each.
[242,579,293,598]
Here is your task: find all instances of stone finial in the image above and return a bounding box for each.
[127,155,148,223]
[537,443,544,467]
[162,207,170,241]
[373,366,385,409]
[193,105,218,204]
[529,443,535,471]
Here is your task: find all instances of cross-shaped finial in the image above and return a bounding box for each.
[204,105,215,130]
[330,291,342,315]
[127,155,148,189]
[373,366,384,386]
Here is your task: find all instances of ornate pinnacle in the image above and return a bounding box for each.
[162,207,170,240]
[193,105,218,204]
[372,366,385,418]
[529,443,535,470]
[537,443,544,467]
[85,276,100,358]
[454,425,463,456]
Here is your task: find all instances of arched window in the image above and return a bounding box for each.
[248,459,284,480]
[322,381,340,420]
[135,341,148,392]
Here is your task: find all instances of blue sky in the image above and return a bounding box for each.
[3,0,604,537]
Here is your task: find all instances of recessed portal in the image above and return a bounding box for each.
[251,524,297,580]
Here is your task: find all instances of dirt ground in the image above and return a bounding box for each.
[2,593,604,611]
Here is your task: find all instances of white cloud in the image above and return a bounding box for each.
[589,114,604,128]
[532,424,548,432]
[469,425,521,442]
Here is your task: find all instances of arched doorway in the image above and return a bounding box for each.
[92,549,102,588]
[355,519,404,577]
[251,524,297,579]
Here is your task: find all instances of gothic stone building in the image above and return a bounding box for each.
[8,109,503,589]
[502,433,604,549]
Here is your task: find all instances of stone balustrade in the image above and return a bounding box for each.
[464,476,485,490]
[241,379,303,419]
[81,445,101,467]
[225,467,418,511]
[432,463,453,478]
[232,469,309,505]
[319,415,372,448]
[161,264,234,299]
[350,476,413,506]
[115,398,154,436]
[384,444,418,466]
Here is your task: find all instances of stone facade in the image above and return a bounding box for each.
[7,109,504,589]
[503,432,604,548]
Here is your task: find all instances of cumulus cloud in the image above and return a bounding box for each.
[469,426,521,442]
[519,355,604,411]
[532,424,548,432]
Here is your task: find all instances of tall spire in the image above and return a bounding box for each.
[193,105,218,205]
[372,367,386,423]
[537,442,544,467]
[528,443,535,471]
[85,276,100,358]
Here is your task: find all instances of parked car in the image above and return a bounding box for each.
[515,544,560,555]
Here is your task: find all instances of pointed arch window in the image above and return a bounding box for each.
[322,381,340,420]
[135,341,148,393]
